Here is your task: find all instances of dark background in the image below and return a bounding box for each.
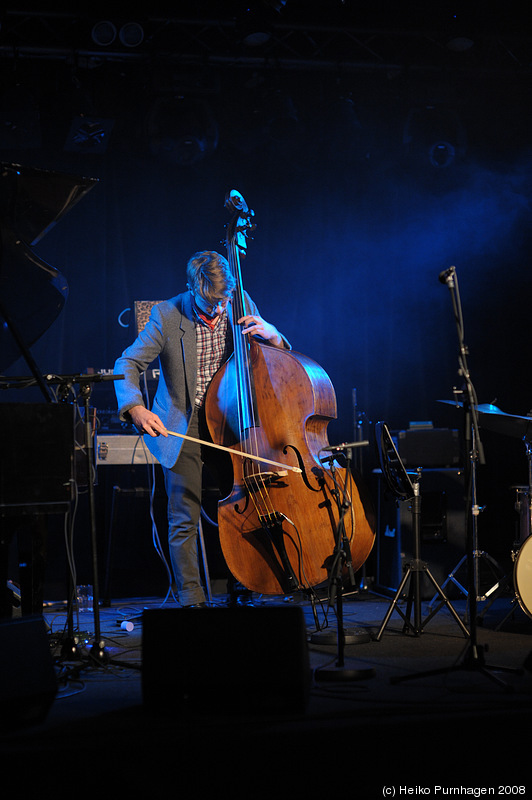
[1,3,532,593]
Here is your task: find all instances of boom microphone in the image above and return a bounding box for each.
[439,266,456,284]
[323,439,369,452]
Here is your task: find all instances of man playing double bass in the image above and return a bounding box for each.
[114,250,290,607]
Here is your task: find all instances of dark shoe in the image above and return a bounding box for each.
[187,602,208,608]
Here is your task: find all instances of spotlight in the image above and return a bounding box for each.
[429,141,456,168]
[242,25,271,47]
[91,20,144,48]
[446,36,474,52]
[238,1,287,47]
[64,116,114,154]
[119,22,144,48]
[403,106,466,169]
[91,21,117,47]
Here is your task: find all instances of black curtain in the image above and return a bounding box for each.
[2,60,531,565]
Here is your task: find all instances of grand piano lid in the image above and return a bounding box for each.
[0,162,99,245]
[0,162,98,373]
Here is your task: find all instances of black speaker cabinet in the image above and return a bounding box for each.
[0,616,57,729]
[375,468,466,598]
[396,428,461,468]
[0,402,74,508]
[142,606,310,715]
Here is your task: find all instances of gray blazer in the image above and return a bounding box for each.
[114,289,288,469]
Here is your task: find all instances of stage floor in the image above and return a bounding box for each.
[2,589,532,795]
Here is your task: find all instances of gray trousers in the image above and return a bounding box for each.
[163,407,232,606]
[163,408,206,606]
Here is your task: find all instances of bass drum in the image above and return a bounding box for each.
[514,535,532,619]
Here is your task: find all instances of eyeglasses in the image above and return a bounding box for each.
[192,292,232,317]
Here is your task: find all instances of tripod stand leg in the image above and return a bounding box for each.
[428,555,468,611]
[375,566,412,641]
[494,596,520,631]
[421,567,470,638]
[391,639,520,690]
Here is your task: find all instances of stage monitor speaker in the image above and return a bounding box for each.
[142,606,310,716]
[0,402,74,508]
[0,616,57,729]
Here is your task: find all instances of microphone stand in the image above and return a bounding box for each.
[78,377,106,663]
[53,373,129,666]
[391,267,519,688]
[313,441,376,682]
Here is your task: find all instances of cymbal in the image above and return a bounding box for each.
[437,399,532,439]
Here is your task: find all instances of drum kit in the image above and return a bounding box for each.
[439,399,532,623]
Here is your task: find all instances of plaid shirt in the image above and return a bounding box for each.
[194,310,232,407]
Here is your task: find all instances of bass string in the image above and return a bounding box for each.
[227,237,277,520]
[228,236,256,446]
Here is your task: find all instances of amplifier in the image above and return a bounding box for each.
[396,428,461,468]
[95,408,136,434]
[96,434,159,466]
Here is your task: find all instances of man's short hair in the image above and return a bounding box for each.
[186,251,236,305]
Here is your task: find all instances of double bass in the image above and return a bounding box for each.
[204,190,375,596]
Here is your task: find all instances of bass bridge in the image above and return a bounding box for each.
[243,470,288,492]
